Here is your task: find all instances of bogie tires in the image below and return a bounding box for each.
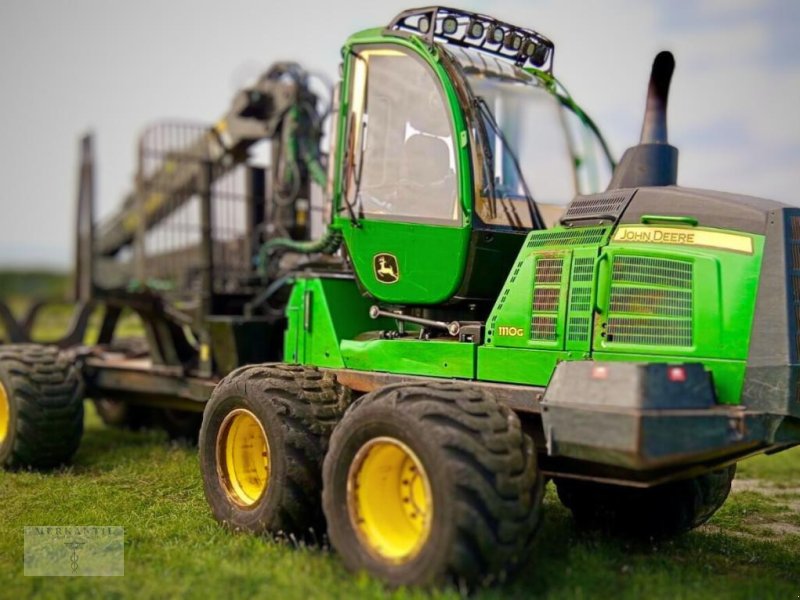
[554,465,736,539]
[322,382,544,588]
[199,364,348,537]
[0,344,84,469]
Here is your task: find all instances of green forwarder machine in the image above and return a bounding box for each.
[2,6,800,588]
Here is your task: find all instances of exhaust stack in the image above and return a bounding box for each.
[607,51,678,190]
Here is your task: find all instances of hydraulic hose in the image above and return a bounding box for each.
[256,227,343,275]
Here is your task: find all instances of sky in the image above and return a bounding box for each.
[0,0,797,268]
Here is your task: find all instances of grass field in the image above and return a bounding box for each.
[0,405,799,599]
[1,275,800,598]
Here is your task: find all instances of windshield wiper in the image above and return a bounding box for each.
[475,97,545,230]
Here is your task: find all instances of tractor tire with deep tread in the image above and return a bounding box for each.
[322,381,544,588]
[200,363,349,538]
[554,465,736,539]
[0,344,84,469]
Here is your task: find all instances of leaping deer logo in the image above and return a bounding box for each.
[374,253,399,284]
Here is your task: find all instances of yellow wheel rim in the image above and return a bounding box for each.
[0,380,9,443]
[348,437,433,563]
[216,409,270,508]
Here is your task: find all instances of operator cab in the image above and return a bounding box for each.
[333,7,613,307]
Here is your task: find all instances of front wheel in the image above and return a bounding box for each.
[322,382,543,588]
[554,465,736,539]
[199,364,348,538]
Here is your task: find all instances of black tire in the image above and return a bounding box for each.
[322,381,544,588]
[554,465,736,539]
[0,344,84,469]
[200,363,349,538]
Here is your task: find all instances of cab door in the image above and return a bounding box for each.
[337,44,471,305]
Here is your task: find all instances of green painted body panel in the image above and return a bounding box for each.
[341,338,475,379]
[285,223,763,408]
[284,277,393,368]
[477,347,575,386]
[598,234,765,361]
[343,221,470,304]
[485,226,611,350]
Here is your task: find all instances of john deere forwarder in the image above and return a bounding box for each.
[2,6,799,588]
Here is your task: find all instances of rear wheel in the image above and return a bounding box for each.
[0,344,84,469]
[554,465,736,539]
[200,364,348,537]
[323,382,543,588]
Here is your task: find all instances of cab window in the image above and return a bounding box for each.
[345,47,459,225]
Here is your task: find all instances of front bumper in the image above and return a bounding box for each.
[540,361,788,473]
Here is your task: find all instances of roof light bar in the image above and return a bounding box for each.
[388,6,555,72]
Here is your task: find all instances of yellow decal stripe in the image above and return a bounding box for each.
[612,226,753,254]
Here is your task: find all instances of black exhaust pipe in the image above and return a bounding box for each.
[607,51,678,189]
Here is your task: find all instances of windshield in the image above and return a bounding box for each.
[461,61,613,229]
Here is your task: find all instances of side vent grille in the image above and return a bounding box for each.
[534,258,564,284]
[567,257,594,343]
[789,215,800,358]
[606,255,693,347]
[560,190,636,226]
[531,256,564,341]
[526,226,609,249]
[485,249,526,344]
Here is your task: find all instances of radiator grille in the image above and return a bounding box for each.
[526,226,609,249]
[606,317,692,346]
[569,287,592,313]
[531,256,565,342]
[566,256,595,344]
[612,256,692,289]
[567,316,591,342]
[606,255,693,347]
[534,259,564,284]
[533,288,560,312]
[610,288,692,317]
[571,257,594,282]
[531,316,558,341]
[560,190,636,225]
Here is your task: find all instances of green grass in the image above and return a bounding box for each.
[1,406,799,599]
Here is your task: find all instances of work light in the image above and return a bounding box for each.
[467,19,484,39]
[488,25,504,44]
[505,32,522,51]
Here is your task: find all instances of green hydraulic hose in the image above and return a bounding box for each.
[256,227,343,275]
